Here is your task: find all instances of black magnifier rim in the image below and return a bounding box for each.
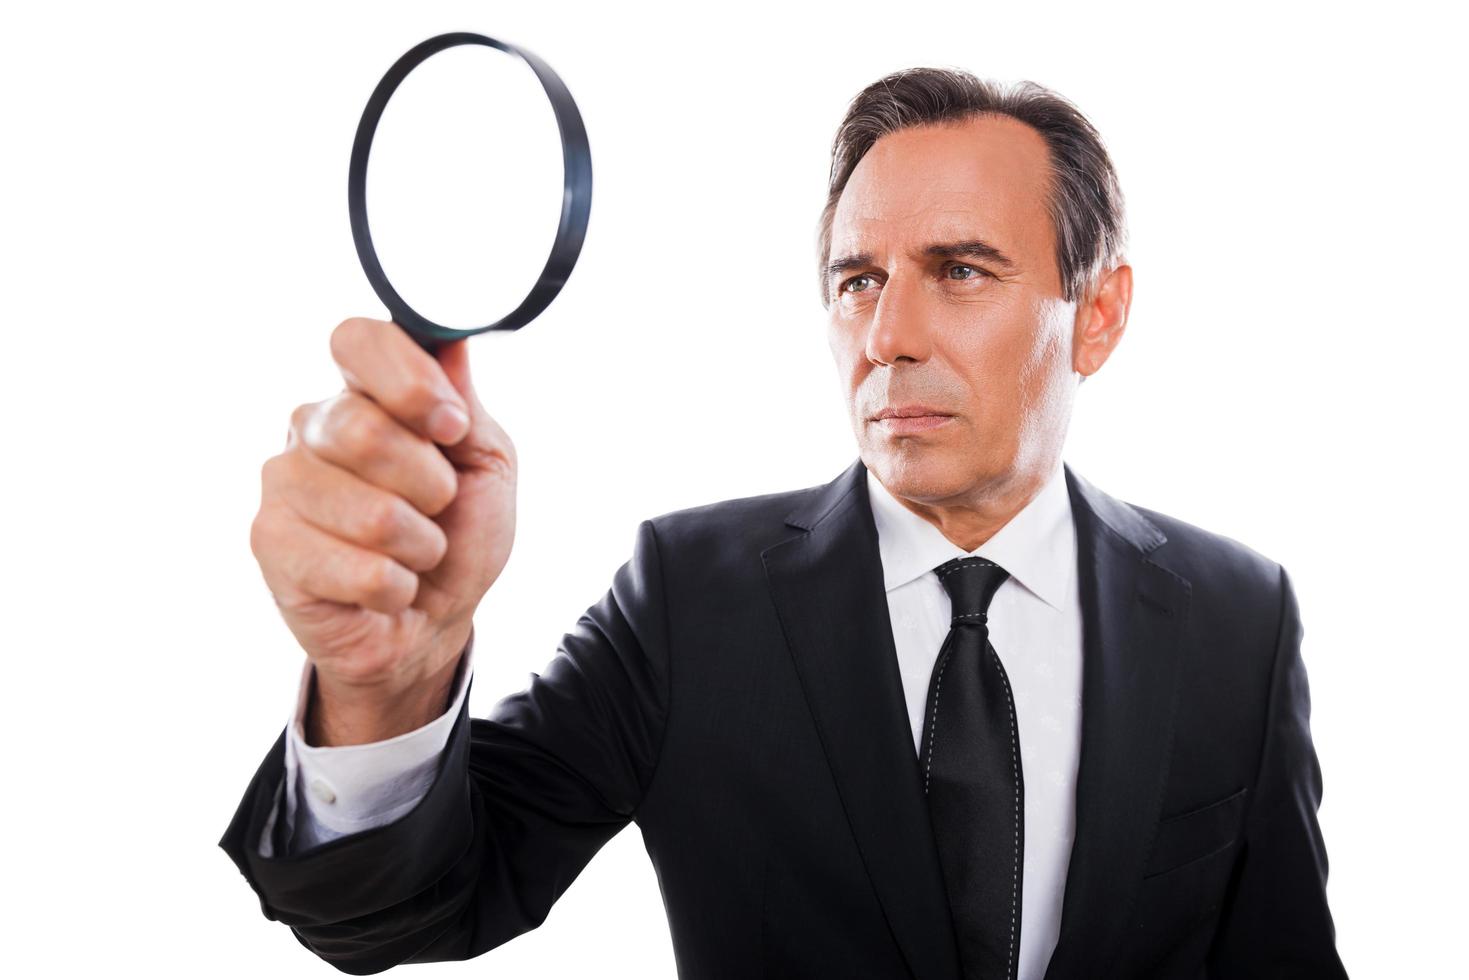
[348,32,591,350]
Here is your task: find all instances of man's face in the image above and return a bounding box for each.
[825,114,1081,504]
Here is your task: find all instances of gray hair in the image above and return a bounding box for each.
[816,68,1128,309]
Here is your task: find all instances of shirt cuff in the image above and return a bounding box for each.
[281,627,476,840]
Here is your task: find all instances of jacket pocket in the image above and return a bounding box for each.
[1142,785,1248,879]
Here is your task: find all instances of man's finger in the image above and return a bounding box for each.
[435,337,518,473]
[330,317,471,445]
[268,450,450,573]
[292,393,460,518]
[254,504,420,614]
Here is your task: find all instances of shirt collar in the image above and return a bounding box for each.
[865,458,1074,612]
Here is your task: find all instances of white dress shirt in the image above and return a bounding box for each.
[262,460,1083,980]
[865,460,1083,980]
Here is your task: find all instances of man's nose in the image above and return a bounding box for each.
[864,272,932,366]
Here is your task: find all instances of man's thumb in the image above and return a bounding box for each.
[433,339,509,465]
[436,339,484,417]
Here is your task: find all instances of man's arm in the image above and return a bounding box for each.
[219,519,671,974]
[1206,564,1349,977]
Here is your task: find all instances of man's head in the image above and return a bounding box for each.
[819,69,1132,511]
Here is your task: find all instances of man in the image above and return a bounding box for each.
[221,68,1348,978]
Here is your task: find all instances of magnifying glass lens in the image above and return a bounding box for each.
[365,44,563,333]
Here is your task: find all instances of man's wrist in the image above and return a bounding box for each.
[305,626,470,747]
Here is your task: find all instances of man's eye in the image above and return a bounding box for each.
[843,274,876,294]
[947,263,988,281]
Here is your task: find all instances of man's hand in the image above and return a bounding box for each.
[249,317,517,744]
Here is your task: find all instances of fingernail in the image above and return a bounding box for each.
[428,403,470,443]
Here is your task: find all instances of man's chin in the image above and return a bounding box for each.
[863,444,969,500]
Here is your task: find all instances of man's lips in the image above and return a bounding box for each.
[869,405,956,434]
[870,404,954,421]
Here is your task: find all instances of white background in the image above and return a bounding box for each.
[3,1,1463,976]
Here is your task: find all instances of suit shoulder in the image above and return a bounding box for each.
[1127,501,1286,611]
[625,481,827,602]
[640,482,815,555]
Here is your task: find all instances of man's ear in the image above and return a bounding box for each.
[1074,264,1133,381]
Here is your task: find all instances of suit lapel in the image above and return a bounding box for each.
[1041,464,1191,980]
[762,457,963,980]
[760,458,1191,980]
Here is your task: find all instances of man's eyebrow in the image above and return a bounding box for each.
[824,252,876,286]
[824,239,1017,287]
[921,239,1016,269]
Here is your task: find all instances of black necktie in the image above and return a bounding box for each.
[918,556,1024,980]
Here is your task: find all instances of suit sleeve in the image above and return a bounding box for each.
[217,519,672,975]
[1206,563,1349,978]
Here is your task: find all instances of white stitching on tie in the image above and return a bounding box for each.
[992,647,1020,980]
[923,649,951,795]
[937,557,997,579]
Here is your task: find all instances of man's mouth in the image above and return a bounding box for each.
[870,403,954,421]
[869,405,956,433]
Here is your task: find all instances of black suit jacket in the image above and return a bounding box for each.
[220,458,1348,978]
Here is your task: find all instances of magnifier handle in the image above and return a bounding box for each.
[406,325,444,356]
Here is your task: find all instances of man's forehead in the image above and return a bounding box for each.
[830,203,1006,254]
[830,117,1052,257]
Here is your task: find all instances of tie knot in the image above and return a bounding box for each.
[934,556,1009,625]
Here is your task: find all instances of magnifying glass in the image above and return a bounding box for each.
[347,32,592,353]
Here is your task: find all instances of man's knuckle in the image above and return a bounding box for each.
[330,317,368,358]
[356,555,392,594]
[359,498,402,546]
[361,558,412,606]
[289,401,315,431]
[334,405,384,461]
[263,449,301,489]
[250,510,297,581]
[299,398,342,453]
[248,510,272,561]
[402,376,440,412]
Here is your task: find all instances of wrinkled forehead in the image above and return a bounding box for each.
[829,116,1056,267]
